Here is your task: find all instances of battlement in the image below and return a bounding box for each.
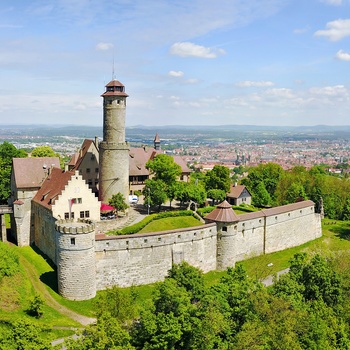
[55,218,95,234]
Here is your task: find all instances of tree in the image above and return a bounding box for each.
[146,154,181,185]
[167,262,205,303]
[243,163,283,205]
[66,312,135,350]
[207,189,226,204]
[4,318,50,350]
[186,182,207,206]
[252,181,271,207]
[205,165,231,193]
[0,141,27,203]
[108,192,129,216]
[31,145,58,158]
[143,179,167,212]
[28,294,44,318]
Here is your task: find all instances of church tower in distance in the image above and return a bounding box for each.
[99,80,129,204]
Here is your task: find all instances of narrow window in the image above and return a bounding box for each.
[85,211,90,218]
[71,212,75,219]
[71,238,75,245]
[80,211,84,218]
[64,212,69,219]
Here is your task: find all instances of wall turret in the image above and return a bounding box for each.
[204,200,239,270]
[55,219,96,300]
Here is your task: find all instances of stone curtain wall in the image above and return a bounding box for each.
[94,223,217,290]
[264,205,322,254]
[93,205,321,291]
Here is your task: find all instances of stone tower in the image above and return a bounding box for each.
[55,219,96,300]
[99,80,129,204]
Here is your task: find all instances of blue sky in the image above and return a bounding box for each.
[1,0,350,127]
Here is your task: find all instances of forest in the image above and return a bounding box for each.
[62,253,350,350]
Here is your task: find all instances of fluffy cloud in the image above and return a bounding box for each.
[314,19,350,41]
[309,85,348,96]
[168,70,184,77]
[236,80,274,87]
[170,42,226,58]
[96,42,114,51]
[336,49,350,61]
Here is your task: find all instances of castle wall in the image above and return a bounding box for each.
[94,223,217,289]
[32,202,57,263]
[234,215,265,262]
[264,206,322,254]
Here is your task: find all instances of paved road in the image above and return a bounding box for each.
[262,268,290,287]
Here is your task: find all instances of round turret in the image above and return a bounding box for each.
[55,219,96,300]
[204,200,239,270]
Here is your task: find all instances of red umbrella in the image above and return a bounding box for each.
[100,203,114,212]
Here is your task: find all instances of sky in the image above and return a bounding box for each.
[1,0,350,127]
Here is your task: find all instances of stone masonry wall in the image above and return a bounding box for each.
[264,206,322,254]
[94,223,217,290]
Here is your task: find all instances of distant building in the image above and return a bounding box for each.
[226,184,252,206]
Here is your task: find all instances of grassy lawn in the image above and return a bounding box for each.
[0,247,80,343]
[138,216,203,233]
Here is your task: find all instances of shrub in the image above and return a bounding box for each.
[0,242,19,281]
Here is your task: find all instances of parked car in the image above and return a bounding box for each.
[129,195,138,204]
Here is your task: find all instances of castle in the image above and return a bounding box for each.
[8,79,322,300]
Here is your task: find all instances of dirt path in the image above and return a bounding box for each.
[20,255,96,326]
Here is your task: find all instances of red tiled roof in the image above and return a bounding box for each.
[205,200,239,223]
[12,157,60,189]
[32,168,75,210]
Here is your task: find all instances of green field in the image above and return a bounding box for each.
[138,215,203,233]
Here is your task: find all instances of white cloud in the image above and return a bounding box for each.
[236,80,274,87]
[96,42,114,51]
[314,19,350,41]
[169,42,226,58]
[168,70,184,77]
[336,49,350,61]
[309,85,348,96]
[320,0,342,5]
[266,88,295,99]
[185,78,199,84]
